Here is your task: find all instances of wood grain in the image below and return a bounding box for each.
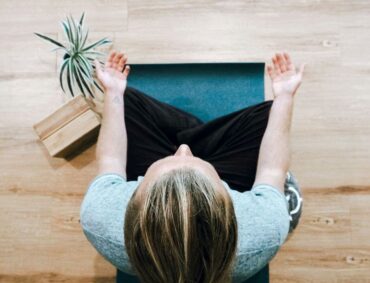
[33,95,93,140]
[0,0,369,282]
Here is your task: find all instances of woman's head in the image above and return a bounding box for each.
[124,145,238,283]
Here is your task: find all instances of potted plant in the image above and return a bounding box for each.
[33,12,111,158]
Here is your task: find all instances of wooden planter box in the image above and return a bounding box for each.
[33,95,102,158]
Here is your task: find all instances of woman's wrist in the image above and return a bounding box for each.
[105,89,125,105]
[106,88,124,97]
[269,94,294,137]
[273,94,294,108]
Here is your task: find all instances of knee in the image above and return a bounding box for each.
[239,100,273,120]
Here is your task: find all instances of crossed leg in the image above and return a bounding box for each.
[123,86,272,192]
[176,101,272,191]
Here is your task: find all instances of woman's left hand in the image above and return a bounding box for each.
[267,52,305,99]
[94,50,131,95]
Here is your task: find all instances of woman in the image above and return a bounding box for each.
[80,50,304,283]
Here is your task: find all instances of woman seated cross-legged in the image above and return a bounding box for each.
[80,50,304,283]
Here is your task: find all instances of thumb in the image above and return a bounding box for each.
[123,65,131,77]
[298,63,306,75]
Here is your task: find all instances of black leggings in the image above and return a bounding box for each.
[123,86,273,192]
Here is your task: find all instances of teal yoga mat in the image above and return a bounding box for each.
[119,62,268,283]
[127,63,265,122]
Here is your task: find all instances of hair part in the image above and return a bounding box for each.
[124,167,238,283]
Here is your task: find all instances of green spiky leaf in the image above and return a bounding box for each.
[61,21,72,42]
[70,14,80,50]
[81,38,111,52]
[93,80,104,93]
[76,62,96,96]
[75,63,95,98]
[79,12,85,27]
[59,59,69,93]
[84,50,106,57]
[66,16,75,51]
[34,32,66,49]
[66,59,76,97]
[78,13,85,46]
[76,54,93,77]
[72,62,88,97]
[80,28,89,49]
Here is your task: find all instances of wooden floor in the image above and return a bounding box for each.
[1,0,369,282]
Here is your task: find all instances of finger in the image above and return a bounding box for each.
[118,54,127,69]
[272,55,281,75]
[106,50,116,68]
[114,52,124,64]
[123,65,130,77]
[281,52,288,72]
[118,54,128,71]
[113,54,122,72]
[267,65,276,79]
[283,52,294,71]
[114,52,124,63]
[277,53,286,72]
[112,52,123,69]
[298,63,306,75]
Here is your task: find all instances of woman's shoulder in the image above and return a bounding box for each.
[80,173,142,275]
[221,180,290,280]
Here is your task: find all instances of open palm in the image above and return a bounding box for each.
[94,50,130,95]
[267,53,305,98]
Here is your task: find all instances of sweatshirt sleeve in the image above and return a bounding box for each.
[228,183,291,282]
[79,173,138,274]
[250,184,290,245]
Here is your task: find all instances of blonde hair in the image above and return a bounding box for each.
[124,167,238,283]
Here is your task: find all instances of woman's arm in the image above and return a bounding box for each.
[253,53,305,193]
[94,51,131,179]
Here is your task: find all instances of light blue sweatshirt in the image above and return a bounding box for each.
[80,173,290,282]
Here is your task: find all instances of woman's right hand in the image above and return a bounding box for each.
[266,53,305,98]
[94,50,130,95]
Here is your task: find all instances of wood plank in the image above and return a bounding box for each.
[0,193,115,280]
[0,0,127,36]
